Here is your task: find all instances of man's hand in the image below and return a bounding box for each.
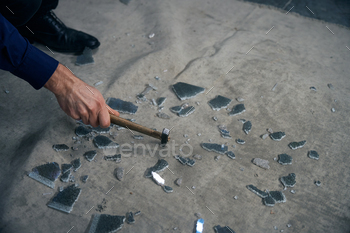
[44,63,119,128]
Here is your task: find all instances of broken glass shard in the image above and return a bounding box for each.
[163,185,173,193]
[238,119,246,123]
[134,211,141,216]
[152,171,164,185]
[157,112,170,119]
[133,135,144,140]
[93,135,119,149]
[270,132,286,141]
[75,126,92,137]
[263,195,275,207]
[308,150,319,160]
[94,81,103,87]
[236,139,245,145]
[246,184,268,198]
[52,144,69,152]
[84,150,97,162]
[126,212,135,224]
[252,158,270,169]
[186,158,196,167]
[81,175,89,183]
[104,154,121,162]
[71,158,81,172]
[201,143,228,155]
[151,98,157,106]
[220,131,231,139]
[136,84,157,101]
[60,170,71,183]
[213,225,236,233]
[178,106,195,117]
[269,191,286,203]
[157,97,167,106]
[175,155,188,165]
[170,105,183,113]
[228,104,245,116]
[218,125,231,139]
[225,151,235,159]
[208,95,232,111]
[92,126,111,134]
[88,214,125,233]
[172,82,205,100]
[280,173,296,187]
[69,175,75,182]
[28,162,61,188]
[310,86,317,91]
[243,121,252,134]
[278,154,293,165]
[75,47,94,66]
[106,97,138,114]
[175,178,182,186]
[115,167,124,181]
[196,218,204,233]
[47,184,81,213]
[288,140,306,150]
[61,164,72,174]
[145,159,169,178]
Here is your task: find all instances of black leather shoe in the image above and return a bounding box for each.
[18,10,100,53]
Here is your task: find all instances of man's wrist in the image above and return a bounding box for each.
[44,63,77,95]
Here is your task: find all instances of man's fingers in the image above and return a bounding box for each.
[99,105,111,128]
[106,105,120,117]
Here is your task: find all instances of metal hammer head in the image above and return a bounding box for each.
[161,128,170,145]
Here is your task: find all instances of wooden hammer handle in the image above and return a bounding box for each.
[110,114,162,140]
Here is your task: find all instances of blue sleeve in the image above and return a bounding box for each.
[0,13,59,90]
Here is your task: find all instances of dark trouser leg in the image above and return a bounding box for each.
[0,0,42,27]
[0,0,99,53]
[0,0,58,27]
[30,0,58,21]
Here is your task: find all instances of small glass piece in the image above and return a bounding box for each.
[243,121,252,134]
[246,185,268,198]
[145,159,169,178]
[201,143,228,154]
[270,132,286,141]
[280,173,296,187]
[28,162,61,188]
[47,184,81,213]
[106,97,138,114]
[278,154,293,165]
[84,150,97,162]
[75,47,94,66]
[52,144,69,152]
[208,95,232,111]
[172,82,205,100]
[228,104,245,116]
[288,140,306,150]
[75,125,92,137]
[308,150,319,160]
[104,154,121,162]
[88,214,126,233]
[93,135,119,149]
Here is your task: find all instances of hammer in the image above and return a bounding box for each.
[109,114,170,145]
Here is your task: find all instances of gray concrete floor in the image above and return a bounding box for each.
[0,0,350,232]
